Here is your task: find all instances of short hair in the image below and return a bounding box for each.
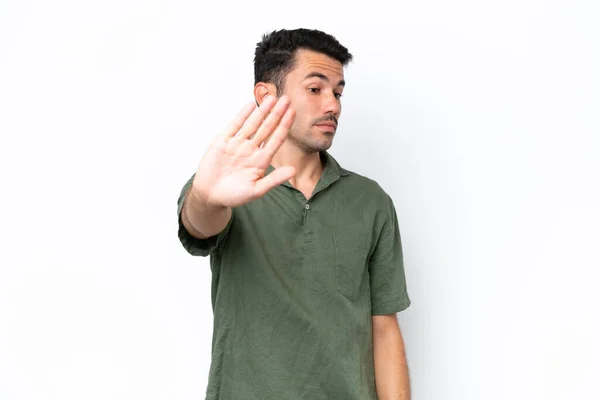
[254,28,353,95]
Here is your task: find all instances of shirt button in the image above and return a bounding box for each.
[305,204,310,210]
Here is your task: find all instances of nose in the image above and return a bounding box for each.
[323,91,341,117]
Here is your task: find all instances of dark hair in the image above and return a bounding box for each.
[254,28,353,95]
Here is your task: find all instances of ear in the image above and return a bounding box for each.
[254,82,278,106]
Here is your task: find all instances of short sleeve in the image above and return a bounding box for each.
[177,174,234,257]
[369,195,411,315]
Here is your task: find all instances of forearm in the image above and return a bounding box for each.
[182,188,231,239]
[373,324,410,400]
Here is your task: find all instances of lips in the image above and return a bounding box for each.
[315,122,337,129]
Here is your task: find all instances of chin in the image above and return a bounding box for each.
[313,139,333,152]
[290,130,334,152]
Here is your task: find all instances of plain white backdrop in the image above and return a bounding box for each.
[1,0,599,399]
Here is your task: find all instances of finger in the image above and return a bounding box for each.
[252,96,291,145]
[221,101,256,139]
[261,107,295,157]
[236,95,277,140]
[253,166,296,197]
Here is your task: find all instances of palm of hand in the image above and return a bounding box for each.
[191,95,296,208]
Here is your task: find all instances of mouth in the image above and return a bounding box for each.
[314,122,337,132]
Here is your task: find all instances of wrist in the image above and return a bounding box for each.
[187,187,227,213]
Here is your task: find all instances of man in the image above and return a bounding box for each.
[177,28,411,399]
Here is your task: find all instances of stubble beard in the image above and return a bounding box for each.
[287,126,333,154]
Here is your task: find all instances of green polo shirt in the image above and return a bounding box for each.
[177,151,410,400]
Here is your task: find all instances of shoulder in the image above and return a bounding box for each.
[327,152,388,197]
[335,167,399,237]
[338,165,393,207]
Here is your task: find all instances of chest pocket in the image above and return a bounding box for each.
[333,233,371,301]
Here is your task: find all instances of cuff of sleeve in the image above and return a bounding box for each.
[178,210,216,257]
[371,296,411,315]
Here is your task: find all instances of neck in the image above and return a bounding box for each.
[270,142,325,187]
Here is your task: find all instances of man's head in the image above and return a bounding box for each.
[253,29,353,153]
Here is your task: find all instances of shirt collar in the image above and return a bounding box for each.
[266,150,350,189]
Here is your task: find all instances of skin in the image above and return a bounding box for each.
[373,314,411,399]
[183,48,410,399]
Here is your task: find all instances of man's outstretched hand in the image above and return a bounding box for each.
[191,95,296,209]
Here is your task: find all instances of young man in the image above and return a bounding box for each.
[177,28,411,400]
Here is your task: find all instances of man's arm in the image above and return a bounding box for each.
[181,188,232,239]
[372,314,410,400]
[180,95,296,240]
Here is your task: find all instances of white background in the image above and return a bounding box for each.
[1,0,599,399]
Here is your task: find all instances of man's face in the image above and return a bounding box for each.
[280,49,345,153]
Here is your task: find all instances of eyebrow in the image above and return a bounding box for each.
[304,72,345,87]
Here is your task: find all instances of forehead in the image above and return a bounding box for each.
[288,49,344,81]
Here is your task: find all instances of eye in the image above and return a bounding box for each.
[334,93,343,99]
[308,88,320,94]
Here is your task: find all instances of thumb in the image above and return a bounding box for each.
[253,166,296,198]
